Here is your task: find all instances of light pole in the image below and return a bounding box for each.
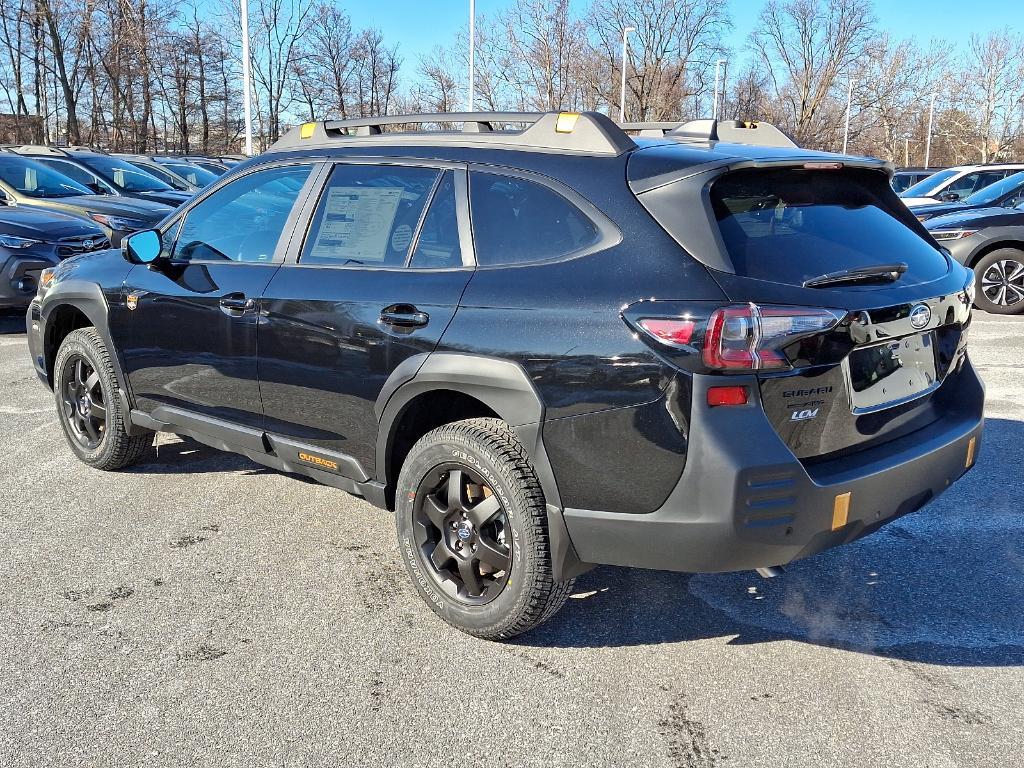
[904,135,910,167]
[468,0,476,112]
[619,26,635,123]
[240,0,253,155]
[842,76,855,154]
[712,58,727,120]
[925,93,937,169]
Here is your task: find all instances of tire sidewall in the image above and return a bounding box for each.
[395,428,536,635]
[53,331,117,465]
[973,249,1024,315]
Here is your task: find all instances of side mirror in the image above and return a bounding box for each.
[941,192,961,202]
[123,229,161,264]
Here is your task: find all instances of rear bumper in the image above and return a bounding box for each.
[563,361,985,573]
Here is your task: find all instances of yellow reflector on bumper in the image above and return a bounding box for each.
[832,492,851,531]
[300,122,316,139]
[966,436,976,468]
[555,112,580,133]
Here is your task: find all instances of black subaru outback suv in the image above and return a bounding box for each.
[26,112,984,640]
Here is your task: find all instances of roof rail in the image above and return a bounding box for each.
[270,111,637,157]
[621,119,798,149]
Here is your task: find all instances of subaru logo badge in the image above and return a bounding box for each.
[83,239,93,249]
[909,303,931,330]
[456,523,473,541]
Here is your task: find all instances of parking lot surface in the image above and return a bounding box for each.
[1,309,1021,768]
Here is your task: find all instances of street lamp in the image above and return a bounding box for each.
[619,26,635,123]
[468,0,476,112]
[842,76,855,154]
[925,93,937,169]
[712,59,727,120]
[240,0,253,155]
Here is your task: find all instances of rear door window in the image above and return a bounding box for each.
[470,173,600,265]
[710,167,948,286]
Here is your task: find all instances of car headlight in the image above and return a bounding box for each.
[88,212,147,231]
[37,267,57,299]
[930,229,979,241]
[0,234,41,249]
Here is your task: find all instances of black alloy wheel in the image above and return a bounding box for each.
[60,354,107,450]
[412,465,513,604]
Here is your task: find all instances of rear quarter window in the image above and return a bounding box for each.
[710,167,949,286]
[470,173,601,266]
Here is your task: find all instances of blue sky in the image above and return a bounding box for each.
[345,0,1023,66]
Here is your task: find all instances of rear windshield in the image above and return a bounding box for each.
[710,168,948,285]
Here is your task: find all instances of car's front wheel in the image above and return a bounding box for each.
[53,327,152,470]
[974,248,1024,314]
[395,418,574,640]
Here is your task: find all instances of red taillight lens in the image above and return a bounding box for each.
[702,304,844,371]
[707,385,748,407]
[637,318,697,346]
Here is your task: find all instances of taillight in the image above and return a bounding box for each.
[635,303,844,372]
[703,304,844,371]
[637,318,697,346]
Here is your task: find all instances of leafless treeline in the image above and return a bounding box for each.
[1,0,1022,165]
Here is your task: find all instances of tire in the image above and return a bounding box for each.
[53,327,152,470]
[395,418,574,640]
[973,248,1024,314]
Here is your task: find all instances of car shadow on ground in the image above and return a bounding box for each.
[520,417,1024,667]
[128,435,317,484]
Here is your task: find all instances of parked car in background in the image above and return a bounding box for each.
[114,154,199,192]
[149,157,220,188]
[900,163,1024,207]
[9,146,193,208]
[926,205,1024,314]
[0,153,172,245]
[0,207,107,309]
[182,156,232,175]
[911,171,1024,221]
[891,167,940,193]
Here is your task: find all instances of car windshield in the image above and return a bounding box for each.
[901,168,959,197]
[84,156,174,192]
[0,156,93,198]
[166,162,217,187]
[965,171,1024,205]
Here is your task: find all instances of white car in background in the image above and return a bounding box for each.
[900,164,1024,207]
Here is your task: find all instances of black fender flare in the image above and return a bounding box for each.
[39,280,140,432]
[375,352,591,581]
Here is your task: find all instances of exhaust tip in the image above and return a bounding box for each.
[756,566,786,579]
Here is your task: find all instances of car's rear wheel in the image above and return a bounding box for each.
[974,248,1024,314]
[395,418,574,640]
[53,327,152,469]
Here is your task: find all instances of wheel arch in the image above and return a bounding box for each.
[375,352,590,582]
[967,239,1024,267]
[40,282,139,430]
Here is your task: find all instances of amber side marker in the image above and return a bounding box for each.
[966,436,977,468]
[832,492,852,531]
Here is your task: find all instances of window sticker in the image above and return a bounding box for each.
[390,224,413,253]
[309,186,403,262]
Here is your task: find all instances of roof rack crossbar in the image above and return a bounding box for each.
[271,111,637,157]
[621,118,798,149]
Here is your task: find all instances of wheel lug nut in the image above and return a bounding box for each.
[451,522,458,529]
[455,542,463,550]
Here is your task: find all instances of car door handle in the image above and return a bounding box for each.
[219,294,256,315]
[380,304,429,328]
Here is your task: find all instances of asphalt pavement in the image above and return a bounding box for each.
[0,308,1021,768]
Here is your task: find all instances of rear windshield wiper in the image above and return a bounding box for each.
[802,263,908,289]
